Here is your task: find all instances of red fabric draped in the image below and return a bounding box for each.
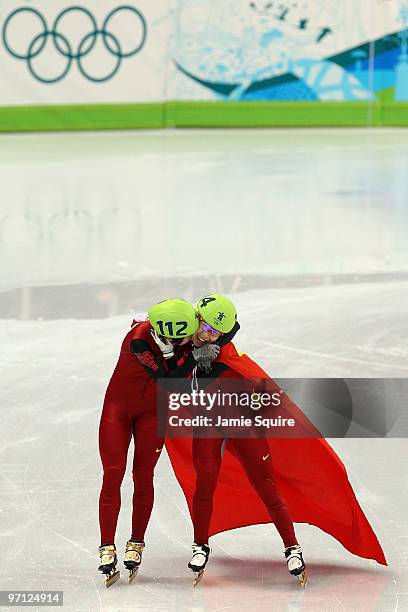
[165,343,386,565]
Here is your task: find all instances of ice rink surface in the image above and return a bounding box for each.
[0,129,407,611]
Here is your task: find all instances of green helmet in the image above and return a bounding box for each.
[197,294,237,333]
[148,298,199,338]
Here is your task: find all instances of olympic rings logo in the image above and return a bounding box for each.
[2,5,147,83]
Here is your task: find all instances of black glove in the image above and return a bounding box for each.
[197,359,214,375]
[192,343,220,364]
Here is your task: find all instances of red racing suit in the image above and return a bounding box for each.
[98,319,197,545]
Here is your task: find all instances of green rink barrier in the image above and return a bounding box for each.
[381,102,408,126]
[0,103,166,132]
[0,101,407,132]
[168,101,382,127]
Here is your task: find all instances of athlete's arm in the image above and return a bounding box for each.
[130,339,197,380]
[195,361,229,381]
[216,321,240,347]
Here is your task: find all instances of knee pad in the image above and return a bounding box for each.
[263,480,288,511]
[102,465,126,496]
[194,469,219,502]
[132,466,154,497]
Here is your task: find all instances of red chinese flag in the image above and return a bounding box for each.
[165,343,387,566]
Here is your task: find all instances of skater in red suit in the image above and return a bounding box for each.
[176,294,304,586]
[97,298,221,586]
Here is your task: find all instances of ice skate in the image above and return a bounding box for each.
[188,543,210,587]
[285,544,307,588]
[98,544,120,588]
[124,540,145,584]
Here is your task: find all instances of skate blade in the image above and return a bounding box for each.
[128,567,139,584]
[104,570,120,588]
[192,570,204,587]
[298,570,307,588]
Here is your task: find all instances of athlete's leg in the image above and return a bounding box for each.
[231,438,297,548]
[192,437,224,544]
[99,393,132,545]
[130,406,164,541]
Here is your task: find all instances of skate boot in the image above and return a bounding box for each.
[98,544,120,588]
[188,543,210,587]
[285,544,307,588]
[124,540,145,584]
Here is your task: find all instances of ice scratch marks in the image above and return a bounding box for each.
[259,339,408,372]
